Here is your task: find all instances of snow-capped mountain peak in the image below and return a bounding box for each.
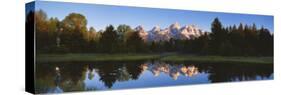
[150,25,161,33]
[135,25,145,31]
[169,22,181,30]
[136,23,205,42]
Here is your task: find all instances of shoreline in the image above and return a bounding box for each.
[36,53,273,64]
[160,55,273,64]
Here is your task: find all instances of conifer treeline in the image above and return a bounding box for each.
[26,10,273,56]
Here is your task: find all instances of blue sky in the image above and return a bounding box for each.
[28,1,273,32]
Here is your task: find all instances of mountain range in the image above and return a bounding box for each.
[135,22,206,42]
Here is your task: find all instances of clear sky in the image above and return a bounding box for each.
[29,1,273,32]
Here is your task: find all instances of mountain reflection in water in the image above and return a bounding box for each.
[35,61,273,94]
[141,62,199,80]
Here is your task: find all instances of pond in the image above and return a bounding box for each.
[35,60,273,93]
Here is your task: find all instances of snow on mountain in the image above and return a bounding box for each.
[169,22,181,39]
[180,25,204,39]
[135,23,206,42]
[148,25,171,42]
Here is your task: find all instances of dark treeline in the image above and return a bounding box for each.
[26,10,273,56]
[184,18,273,56]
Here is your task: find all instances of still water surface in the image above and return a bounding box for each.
[35,60,273,93]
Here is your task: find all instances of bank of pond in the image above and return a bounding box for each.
[36,53,273,64]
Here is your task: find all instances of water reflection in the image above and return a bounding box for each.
[144,62,199,80]
[45,67,63,93]
[55,67,61,86]
[35,61,273,93]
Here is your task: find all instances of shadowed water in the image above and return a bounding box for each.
[35,60,273,93]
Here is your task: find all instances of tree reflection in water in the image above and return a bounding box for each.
[35,61,273,93]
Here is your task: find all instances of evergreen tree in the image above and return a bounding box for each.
[209,17,227,55]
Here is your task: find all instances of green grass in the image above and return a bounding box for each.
[36,53,161,63]
[160,55,273,64]
[36,53,273,64]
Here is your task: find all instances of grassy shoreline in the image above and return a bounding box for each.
[36,53,161,63]
[160,55,273,64]
[36,53,273,64]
